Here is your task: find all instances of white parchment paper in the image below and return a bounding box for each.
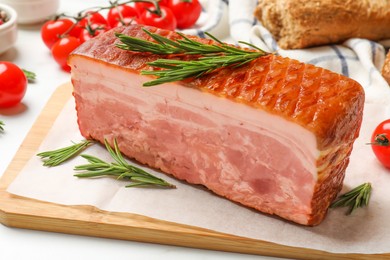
[6,95,390,254]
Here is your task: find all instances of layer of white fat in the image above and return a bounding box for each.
[70,57,320,182]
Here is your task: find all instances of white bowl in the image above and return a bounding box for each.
[0,3,17,55]
[0,0,59,24]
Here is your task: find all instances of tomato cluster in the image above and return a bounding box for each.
[40,0,202,72]
[133,0,202,30]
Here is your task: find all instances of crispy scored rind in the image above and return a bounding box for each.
[69,25,365,225]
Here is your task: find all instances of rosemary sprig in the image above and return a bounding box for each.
[0,120,4,132]
[74,138,175,188]
[116,29,268,86]
[330,182,372,215]
[37,140,93,167]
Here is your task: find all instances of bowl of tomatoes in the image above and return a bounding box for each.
[0,0,59,24]
[0,3,17,55]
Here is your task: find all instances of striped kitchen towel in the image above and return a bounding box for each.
[184,0,390,103]
[180,0,229,39]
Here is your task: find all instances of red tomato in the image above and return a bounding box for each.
[51,36,81,72]
[70,11,108,38]
[134,2,153,14]
[41,19,75,49]
[0,62,27,108]
[167,0,201,29]
[112,17,139,28]
[79,23,109,43]
[107,4,138,28]
[139,6,176,30]
[69,24,83,38]
[134,0,169,15]
[80,11,107,25]
[370,119,390,169]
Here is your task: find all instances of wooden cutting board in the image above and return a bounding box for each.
[0,83,388,260]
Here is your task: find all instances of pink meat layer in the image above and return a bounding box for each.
[73,77,316,224]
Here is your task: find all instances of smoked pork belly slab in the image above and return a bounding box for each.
[68,25,364,226]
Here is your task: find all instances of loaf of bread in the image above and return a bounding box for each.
[383,51,390,85]
[254,0,390,49]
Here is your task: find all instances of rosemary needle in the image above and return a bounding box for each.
[0,120,4,132]
[74,138,175,189]
[37,140,93,167]
[116,29,268,86]
[330,182,372,215]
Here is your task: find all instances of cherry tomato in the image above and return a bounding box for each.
[70,11,108,38]
[41,19,75,49]
[134,0,169,15]
[0,62,27,108]
[107,4,138,28]
[80,11,108,25]
[167,0,201,29]
[112,17,139,28]
[139,6,176,30]
[79,23,109,43]
[159,0,169,6]
[51,36,81,72]
[134,2,153,14]
[370,119,390,169]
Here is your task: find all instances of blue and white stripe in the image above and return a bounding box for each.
[179,0,228,38]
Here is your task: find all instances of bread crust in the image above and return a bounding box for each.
[254,0,390,49]
[382,51,390,84]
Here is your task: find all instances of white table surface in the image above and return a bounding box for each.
[0,0,284,259]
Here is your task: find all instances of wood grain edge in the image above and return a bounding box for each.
[0,83,388,260]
